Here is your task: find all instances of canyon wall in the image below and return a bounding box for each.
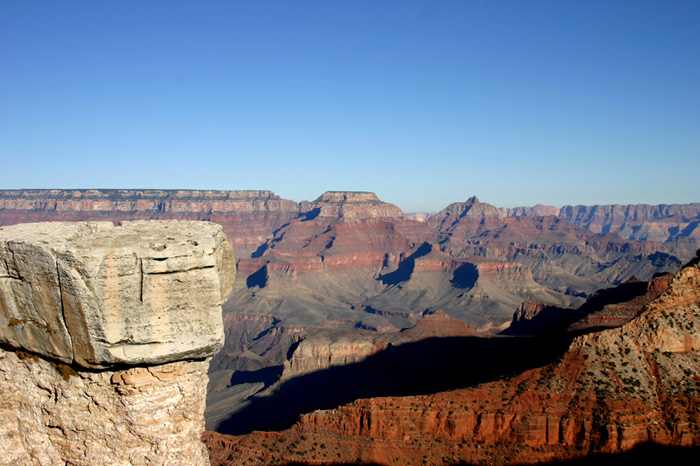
[0,189,299,258]
[205,261,700,466]
[1,190,692,375]
[502,202,700,243]
[0,220,235,465]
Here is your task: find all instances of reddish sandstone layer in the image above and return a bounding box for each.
[301,191,405,219]
[0,189,300,258]
[204,264,700,466]
[568,273,674,331]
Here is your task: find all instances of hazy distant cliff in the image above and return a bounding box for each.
[0,189,299,258]
[0,220,235,465]
[502,202,700,243]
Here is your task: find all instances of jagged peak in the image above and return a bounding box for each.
[436,196,504,219]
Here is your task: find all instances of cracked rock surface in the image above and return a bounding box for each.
[0,220,235,368]
[0,221,235,465]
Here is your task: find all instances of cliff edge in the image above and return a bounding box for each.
[0,221,235,466]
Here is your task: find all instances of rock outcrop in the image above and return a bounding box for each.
[301,191,405,219]
[2,191,694,431]
[502,273,674,336]
[281,311,479,381]
[204,262,700,466]
[0,221,235,466]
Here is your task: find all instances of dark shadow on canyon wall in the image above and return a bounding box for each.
[217,333,574,435]
[275,443,700,466]
[501,278,652,336]
[450,262,478,289]
[228,365,283,388]
[379,242,432,285]
[246,266,268,288]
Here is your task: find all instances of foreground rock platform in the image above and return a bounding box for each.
[0,221,235,466]
[0,220,235,368]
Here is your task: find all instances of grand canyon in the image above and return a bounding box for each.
[1,189,699,465]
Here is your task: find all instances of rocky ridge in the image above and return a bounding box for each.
[204,261,700,465]
[502,273,674,336]
[281,311,479,381]
[0,221,235,465]
[1,190,693,428]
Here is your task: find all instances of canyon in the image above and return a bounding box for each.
[2,189,699,464]
[0,221,235,465]
[204,258,700,465]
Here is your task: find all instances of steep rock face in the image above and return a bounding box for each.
[504,202,700,243]
[502,273,674,336]
[568,273,673,332]
[206,264,700,465]
[428,196,504,228]
[0,189,299,258]
[1,352,212,466]
[431,200,683,292]
[0,221,235,466]
[0,221,234,368]
[501,204,560,217]
[222,196,685,370]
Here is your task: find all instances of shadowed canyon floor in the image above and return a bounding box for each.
[215,333,575,435]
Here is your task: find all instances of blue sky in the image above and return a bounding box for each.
[1,1,698,212]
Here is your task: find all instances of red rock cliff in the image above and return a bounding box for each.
[205,263,700,465]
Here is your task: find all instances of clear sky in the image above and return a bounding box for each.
[1,1,699,212]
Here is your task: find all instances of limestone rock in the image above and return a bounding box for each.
[0,348,213,466]
[0,220,236,466]
[0,220,235,368]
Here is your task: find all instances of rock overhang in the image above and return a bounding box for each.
[0,220,235,369]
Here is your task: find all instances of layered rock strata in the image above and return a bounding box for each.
[204,263,700,465]
[0,189,298,258]
[503,202,700,243]
[281,311,479,381]
[300,191,405,219]
[503,273,674,336]
[0,221,235,466]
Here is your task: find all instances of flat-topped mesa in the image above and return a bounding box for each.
[314,191,381,203]
[0,188,281,200]
[0,188,299,213]
[301,191,404,219]
[501,203,560,217]
[0,189,300,261]
[0,220,235,466]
